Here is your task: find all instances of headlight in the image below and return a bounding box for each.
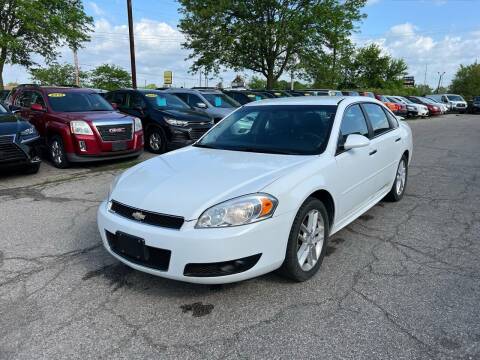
[196,193,278,228]
[20,127,38,142]
[133,117,142,131]
[70,120,93,135]
[165,118,189,127]
[107,174,122,201]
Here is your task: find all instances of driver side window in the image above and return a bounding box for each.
[338,104,369,151]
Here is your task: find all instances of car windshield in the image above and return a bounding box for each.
[396,97,410,104]
[202,93,239,108]
[48,92,113,112]
[144,92,189,110]
[447,95,464,101]
[421,98,438,105]
[195,105,337,155]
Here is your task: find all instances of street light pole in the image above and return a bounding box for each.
[436,71,445,94]
[127,0,137,89]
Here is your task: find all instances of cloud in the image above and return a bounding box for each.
[88,2,104,16]
[355,22,480,87]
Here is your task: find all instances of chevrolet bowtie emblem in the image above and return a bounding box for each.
[132,211,146,221]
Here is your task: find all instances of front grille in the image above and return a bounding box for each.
[0,136,27,163]
[189,128,208,141]
[457,103,466,107]
[110,200,184,229]
[96,123,133,141]
[106,231,171,271]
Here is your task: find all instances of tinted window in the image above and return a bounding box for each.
[47,92,113,112]
[129,93,146,109]
[202,93,239,108]
[447,95,464,101]
[110,92,128,107]
[31,92,46,108]
[363,103,391,136]
[16,91,33,108]
[143,92,189,110]
[195,105,337,155]
[339,105,369,148]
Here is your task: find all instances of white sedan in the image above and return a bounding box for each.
[97,96,413,284]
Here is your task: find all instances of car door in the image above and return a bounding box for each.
[362,103,402,194]
[334,104,379,221]
[28,91,48,137]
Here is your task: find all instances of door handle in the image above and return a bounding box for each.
[369,149,377,156]
[395,137,401,142]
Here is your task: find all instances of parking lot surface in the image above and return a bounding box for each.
[1,114,479,360]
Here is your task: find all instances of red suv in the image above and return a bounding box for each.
[9,85,143,168]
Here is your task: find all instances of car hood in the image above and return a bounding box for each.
[111,146,311,220]
[55,111,134,123]
[156,108,212,122]
[0,114,32,135]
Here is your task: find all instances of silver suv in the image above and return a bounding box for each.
[427,94,468,113]
[162,88,240,123]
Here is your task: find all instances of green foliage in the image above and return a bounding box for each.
[178,0,366,89]
[0,0,93,88]
[143,83,158,89]
[247,76,267,89]
[247,76,309,90]
[29,63,88,86]
[450,62,480,99]
[89,64,131,91]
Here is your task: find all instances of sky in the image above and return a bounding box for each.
[3,0,480,89]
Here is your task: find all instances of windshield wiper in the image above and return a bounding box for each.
[223,146,301,155]
[193,143,220,149]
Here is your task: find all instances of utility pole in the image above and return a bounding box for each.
[199,68,202,87]
[73,48,80,87]
[436,71,445,93]
[423,64,428,85]
[127,0,137,89]
[290,69,294,90]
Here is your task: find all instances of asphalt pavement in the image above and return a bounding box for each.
[0,113,479,360]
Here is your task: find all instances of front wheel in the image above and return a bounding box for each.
[49,135,69,169]
[146,127,166,154]
[386,155,408,202]
[280,198,329,282]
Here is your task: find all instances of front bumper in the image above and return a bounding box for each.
[0,135,42,168]
[97,200,293,284]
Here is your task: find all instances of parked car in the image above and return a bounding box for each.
[422,98,447,114]
[0,102,42,174]
[0,90,10,105]
[468,96,480,114]
[98,96,412,284]
[105,89,213,154]
[162,88,239,123]
[407,96,442,116]
[249,90,276,98]
[304,89,343,96]
[375,94,406,116]
[390,96,428,118]
[222,89,269,105]
[259,90,293,98]
[427,94,467,113]
[285,90,309,97]
[359,91,375,98]
[9,85,143,168]
[341,91,360,96]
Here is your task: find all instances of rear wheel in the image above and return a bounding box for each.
[49,135,69,169]
[386,155,408,202]
[281,198,329,282]
[146,127,166,154]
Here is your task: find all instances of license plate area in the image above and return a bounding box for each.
[112,142,128,151]
[114,231,148,261]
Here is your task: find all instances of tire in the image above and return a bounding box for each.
[23,162,40,174]
[49,135,69,169]
[280,198,330,282]
[146,127,166,154]
[385,155,408,202]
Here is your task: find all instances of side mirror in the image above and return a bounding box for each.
[31,103,45,112]
[344,134,370,150]
[196,102,207,109]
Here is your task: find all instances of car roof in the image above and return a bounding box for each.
[243,95,379,107]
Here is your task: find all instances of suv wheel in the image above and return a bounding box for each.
[49,136,69,169]
[146,127,166,154]
[281,198,329,282]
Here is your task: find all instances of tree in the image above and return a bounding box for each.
[89,64,131,91]
[248,76,267,89]
[0,0,93,89]
[30,63,88,86]
[178,1,365,89]
[450,62,480,99]
[353,44,407,89]
[144,83,157,89]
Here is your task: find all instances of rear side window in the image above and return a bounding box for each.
[15,91,33,108]
[383,108,399,128]
[338,105,369,148]
[31,92,46,108]
[363,103,391,136]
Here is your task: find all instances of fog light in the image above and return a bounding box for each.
[79,140,87,152]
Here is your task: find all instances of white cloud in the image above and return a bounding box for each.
[88,2,104,16]
[355,22,480,88]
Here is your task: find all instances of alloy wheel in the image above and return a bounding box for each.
[297,209,325,271]
[149,132,161,151]
[51,140,63,165]
[395,159,406,196]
